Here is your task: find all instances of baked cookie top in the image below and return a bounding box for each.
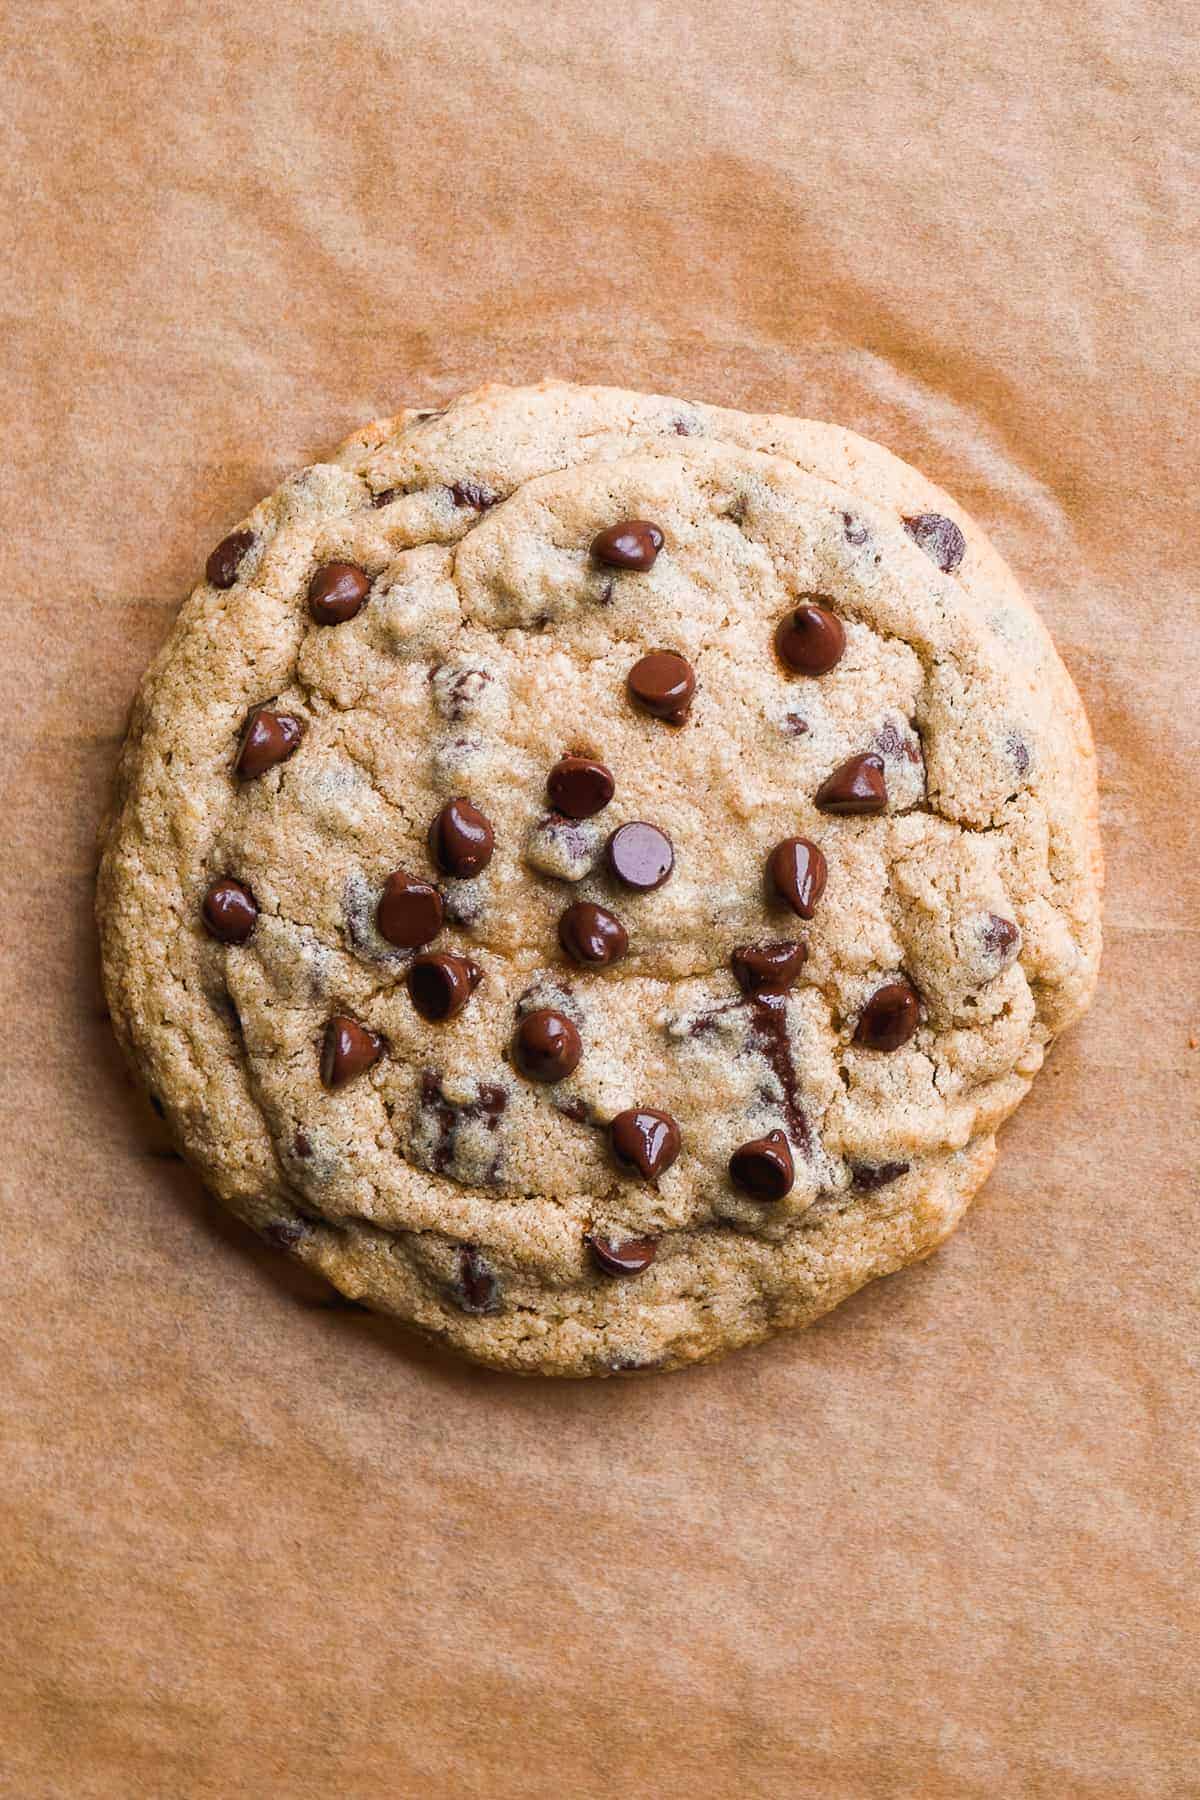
[97,381,1102,1376]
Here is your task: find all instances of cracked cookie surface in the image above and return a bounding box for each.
[97,380,1102,1376]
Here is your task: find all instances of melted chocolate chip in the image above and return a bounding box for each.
[206,529,255,589]
[903,513,966,574]
[588,1235,658,1276]
[202,877,258,944]
[814,753,887,814]
[731,941,807,993]
[377,871,444,949]
[873,718,923,764]
[774,601,846,676]
[746,988,810,1150]
[559,901,628,968]
[843,514,869,547]
[626,651,696,724]
[591,520,664,571]
[729,1129,795,1201]
[606,821,674,891]
[428,797,495,879]
[264,1220,306,1250]
[547,756,615,820]
[850,1160,911,1190]
[768,837,828,919]
[308,561,370,625]
[420,1074,507,1178]
[320,1015,384,1088]
[981,914,1022,965]
[513,1009,582,1083]
[610,1108,681,1179]
[235,706,304,779]
[854,981,921,1053]
[407,952,483,1022]
[455,1245,502,1314]
[449,480,497,511]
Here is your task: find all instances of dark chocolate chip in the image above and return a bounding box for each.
[591,520,664,571]
[729,1129,794,1201]
[774,601,846,676]
[235,706,304,779]
[610,1108,681,1179]
[981,914,1022,965]
[731,941,808,994]
[376,871,444,949]
[293,1130,313,1158]
[606,821,674,891]
[588,1234,658,1276]
[843,513,870,547]
[201,876,258,944]
[407,952,483,1022]
[559,901,629,968]
[428,797,495,879]
[264,1220,306,1250]
[854,981,921,1052]
[455,1246,502,1314]
[320,1015,384,1088]
[768,837,828,919]
[903,513,966,574]
[547,756,615,820]
[814,753,888,814]
[206,529,255,589]
[513,1008,583,1083]
[850,1160,911,1190]
[307,561,370,625]
[626,651,696,724]
[449,480,497,511]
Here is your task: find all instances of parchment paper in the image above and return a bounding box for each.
[2,2,1197,1794]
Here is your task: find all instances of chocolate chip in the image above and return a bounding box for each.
[591,520,664,571]
[903,513,966,574]
[206,529,255,589]
[449,480,497,511]
[1005,731,1032,777]
[376,871,444,949]
[768,837,828,919]
[235,706,305,779]
[588,1234,658,1276]
[854,981,921,1052]
[606,821,674,891]
[626,651,696,724]
[455,1245,501,1314]
[264,1220,306,1250]
[843,514,869,547]
[513,1008,582,1083]
[850,1160,911,1190]
[610,1108,681,1180]
[981,914,1022,965]
[307,561,370,625]
[782,713,810,737]
[559,901,628,968]
[814,753,887,814]
[731,941,807,993]
[371,487,399,508]
[547,756,615,820]
[407,952,482,1022]
[774,601,846,676]
[201,876,258,944]
[428,797,495,879]
[729,1129,794,1200]
[293,1130,313,1158]
[320,1015,384,1088]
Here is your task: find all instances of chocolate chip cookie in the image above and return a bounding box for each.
[97,381,1102,1376]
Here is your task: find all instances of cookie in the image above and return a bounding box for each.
[97,381,1102,1376]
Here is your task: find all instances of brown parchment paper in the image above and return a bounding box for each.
[2,2,1197,1794]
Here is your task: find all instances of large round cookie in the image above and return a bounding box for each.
[97,381,1102,1376]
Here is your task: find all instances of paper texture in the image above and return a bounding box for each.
[2,1,1196,1794]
